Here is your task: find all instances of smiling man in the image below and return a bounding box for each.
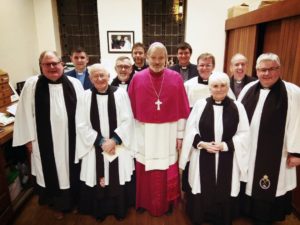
[111,56,133,90]
[13,51,84,220]
[128,42,190,217]
[66,47,93,90]
[238,53,300,225]
[230,53,256,98]
[169,42,199,81]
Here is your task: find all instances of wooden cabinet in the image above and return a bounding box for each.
[224,0,300,82]
[0,123,32,225]
[0,124,14,225]
[224,0,300,216]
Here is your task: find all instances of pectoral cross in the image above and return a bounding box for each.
[155,99,162,110]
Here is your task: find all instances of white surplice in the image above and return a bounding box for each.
[179,98,250,195]
[238,80,300,197]
[76,87,135,187]
[134,118,186,171]
[12,75,84,189]
[184,77,236,107]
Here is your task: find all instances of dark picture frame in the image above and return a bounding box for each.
[107,31,134,53]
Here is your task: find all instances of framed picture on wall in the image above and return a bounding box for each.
[107,31,134,53]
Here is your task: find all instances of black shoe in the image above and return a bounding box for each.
[165,205,173,216]
[254,220,272,225]
[96,216,106,222]
[136,207,146,214]
[115,215,125,221]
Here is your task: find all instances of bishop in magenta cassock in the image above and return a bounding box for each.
[128,42,190,216]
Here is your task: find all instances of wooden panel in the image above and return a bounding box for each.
[262,20,281,54]
[226,0,300,30]
[224,25,257,76]
[278,16,300,85]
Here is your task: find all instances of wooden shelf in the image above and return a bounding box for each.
[226,0,300,30]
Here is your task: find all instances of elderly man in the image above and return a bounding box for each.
[66,47,93,90]
[111,56,133,90]
[230,53,256,98]
[128,42,190,216]
[13,51,84,219]
[76,64,135,221]
[169,42,198,81]
[238,53,300,225]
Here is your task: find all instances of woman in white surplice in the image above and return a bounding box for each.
[179,72,250,225]
[76,63,135,221]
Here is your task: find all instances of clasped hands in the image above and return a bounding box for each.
[101,138,116,155]
[199,141,224,153]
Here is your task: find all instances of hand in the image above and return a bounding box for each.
[200,142,222,154]
[99,177,105,187]
[287,155,300,168]
[101,138,116,155]
[176,138,183,153]
[25,142,32,154]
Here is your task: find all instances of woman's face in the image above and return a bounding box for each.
[210,82,229,101]
[197,58,214,80]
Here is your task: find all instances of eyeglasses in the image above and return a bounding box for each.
[41,61,62,67]
[116,65,131,70]
[257,67,280,73]
[198,64,213,68]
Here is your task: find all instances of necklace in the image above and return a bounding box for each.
[149,73,164,110]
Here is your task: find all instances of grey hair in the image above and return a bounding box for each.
[147,42,168,65]
[208,71,230,88]
[256,53,280,69]
[231,53,248,64]
[88,63,109,76]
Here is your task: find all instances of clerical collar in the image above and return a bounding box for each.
[236,80,242,84]
[76,68,86,75]
[181,66,187,70]
[198,76,208,85]
[95,86,109,95]
[43,74,63,84]
[214,100,222,105]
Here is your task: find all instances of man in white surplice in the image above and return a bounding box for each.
[12,51,84,219]
[238,53,300,224]
[76,63,135,221]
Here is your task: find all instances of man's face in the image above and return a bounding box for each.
[132,47,146,66]
[115,59,133,82]
[90,68,109,92]
[40,53,64,81]
[177,48,191,66]
[231,59,247,81]
[147,48,166,73]
[197,58,214,80]
[256,60,280,88]
[70,52,89,72]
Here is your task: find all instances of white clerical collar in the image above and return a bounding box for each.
[236,80,242,84]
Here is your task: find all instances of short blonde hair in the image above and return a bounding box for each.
[208,71,230,88]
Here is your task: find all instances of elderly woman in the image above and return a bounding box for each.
[76,63,135,221]
[179,72,250,225]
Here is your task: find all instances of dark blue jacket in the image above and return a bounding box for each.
[65,69,93,90]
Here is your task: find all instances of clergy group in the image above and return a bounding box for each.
[12,43,300,225]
